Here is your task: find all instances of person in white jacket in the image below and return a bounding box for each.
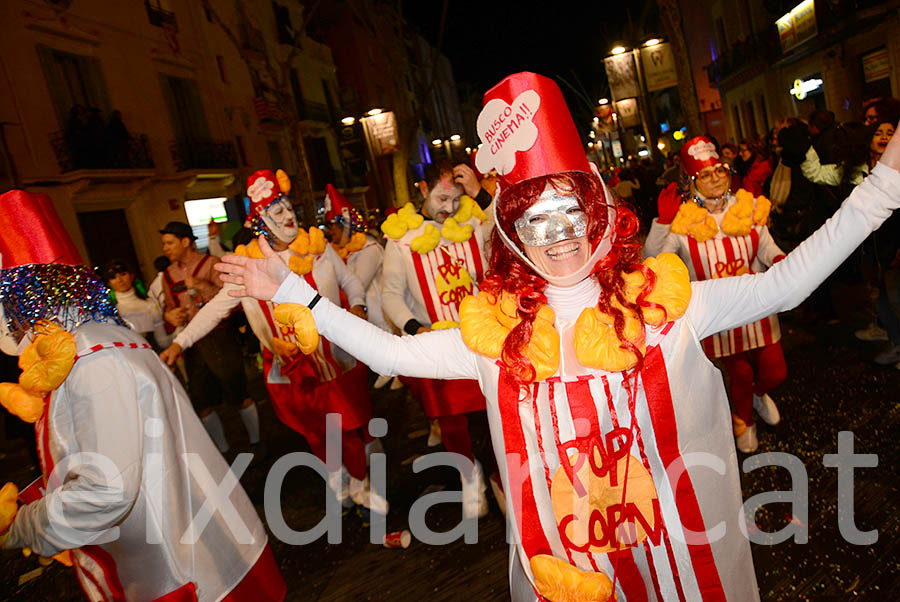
[214,72,900,602]
[0,189,285,602]
[160,169,386,514]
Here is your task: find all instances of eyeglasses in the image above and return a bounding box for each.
[695,164,730,183]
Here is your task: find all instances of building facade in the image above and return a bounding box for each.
[0,0,346,280]
[699,0,900,143]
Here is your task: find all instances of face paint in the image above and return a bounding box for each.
[424,176,463,224]
[261,198,300,243]
[513,190,588,247]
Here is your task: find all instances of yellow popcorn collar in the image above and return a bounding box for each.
[670,189,771,242]
[459,253,692,375]
[381,195,487,255]
[234,227,327,276]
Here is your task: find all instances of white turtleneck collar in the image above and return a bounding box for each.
[544,277,601,322]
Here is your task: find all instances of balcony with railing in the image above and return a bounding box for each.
[705,30,781,89]
[49,130,154,173]
[169,139,237,171]
[298,100,331,124]
[145,1,177,31]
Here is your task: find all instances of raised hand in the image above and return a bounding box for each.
[214,235,291,301]
[657,181,682,225]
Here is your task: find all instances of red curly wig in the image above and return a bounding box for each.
[482,171,658,386]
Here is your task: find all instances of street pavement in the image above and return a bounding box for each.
[0,284,897,601]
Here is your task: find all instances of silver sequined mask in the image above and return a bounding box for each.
[513,192,588,247]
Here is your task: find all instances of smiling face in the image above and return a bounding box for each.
[261,198,300,244]
[871,123,895,157]
[516,187,591,278]
[422,175,463,224]
[694,163,731,200]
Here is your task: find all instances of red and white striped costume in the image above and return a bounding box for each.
[271,164,900,599]
[644,194,785,358]
[382,217,488,417]
[6,321,284,602]
[174,245,371,457]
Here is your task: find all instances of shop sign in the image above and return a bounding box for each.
[862,48,890,83]
[615,98,640,128]
[640,43,678,92]
[604,53,639,100]
[364,111,398,156]
[776,0,817,53]
[789,76,823,100]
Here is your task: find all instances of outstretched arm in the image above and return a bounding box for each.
[689,152,900,339]
[215,238,479,380]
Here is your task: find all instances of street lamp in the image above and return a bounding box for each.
[366,108,383,116]
[431,139,442,146]
[644,38,661,47]
[450,134,461,141]
[341,116,355,126]
[610,46,627,55]
[598,98,609,106]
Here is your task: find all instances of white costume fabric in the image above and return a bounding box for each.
[271,164,900,600]
[382,217,488,328]
[345,236,389,331]
[175,244,364,369]
[4,320,268,602]
[644,195,785,357]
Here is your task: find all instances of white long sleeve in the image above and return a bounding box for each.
[5,351,143,555]
[347,241,383,291]
[801,146,843,186]
[688,162,900,339]
[322,244,366,307]
[643,218,679,257]
[173,283,241,349]
[381,239,419,329]
[753,226,785,270]
[272,274,478,380]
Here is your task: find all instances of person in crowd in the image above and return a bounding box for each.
[323,184,400,391]
[655,152,681,188]
[452,161,496,210]
[103,258,166,348]
[158,220,261,456]
[159,171,386,514]
[802,121,895,189]
[0,189,285,602]
[214,72,900,601]
[734,137,773,196]
[613,167,640,201]
[380,159,498,519]
[863,96,900,126]
[646,136,786,452]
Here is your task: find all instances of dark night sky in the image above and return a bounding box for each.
[403,0,656,125]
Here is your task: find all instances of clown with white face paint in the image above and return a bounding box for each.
[214,73,900,601]
[0,189,285,602]
[160,169,386,515]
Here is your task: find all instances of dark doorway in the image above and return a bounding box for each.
[77,209,142,280]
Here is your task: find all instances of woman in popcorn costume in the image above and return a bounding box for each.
[216,72,900,601]
[0,190,285,602]
[643,137,786,453]
[160,169,387,514]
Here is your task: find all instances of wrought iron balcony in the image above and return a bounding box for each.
[298,100,331,124]
[49,130,154,173]
[169,138,238,171]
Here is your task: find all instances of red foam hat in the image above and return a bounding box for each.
[680,136,721,179]
[246,169,283,219]
[0,190,83,269]
[324,184,365,231]
[475,72,590,189]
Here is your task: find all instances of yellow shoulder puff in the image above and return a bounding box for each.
[459,291,559,381]
[411,224,441,254]
[273,303,319,355]
[289,229,309,255]
[440,217,473,242]
[670,202,718,242]
[752,194,771,225]
[622,253,692,326]
[453,195,486,223]
[530,554,614,602]
[573,305,646,372]
[289,255,314,275]
[0,482,18,533]
[308,227,327,255]
[246,239,265,258]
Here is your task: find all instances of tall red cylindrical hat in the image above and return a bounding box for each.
[246,169,282,219]
[680,136,721,179]
[475,72,590,189]
[0,190,83,269]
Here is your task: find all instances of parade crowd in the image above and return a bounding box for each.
[0,73,898,602]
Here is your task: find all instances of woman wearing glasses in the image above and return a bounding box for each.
[645,136,786,452]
